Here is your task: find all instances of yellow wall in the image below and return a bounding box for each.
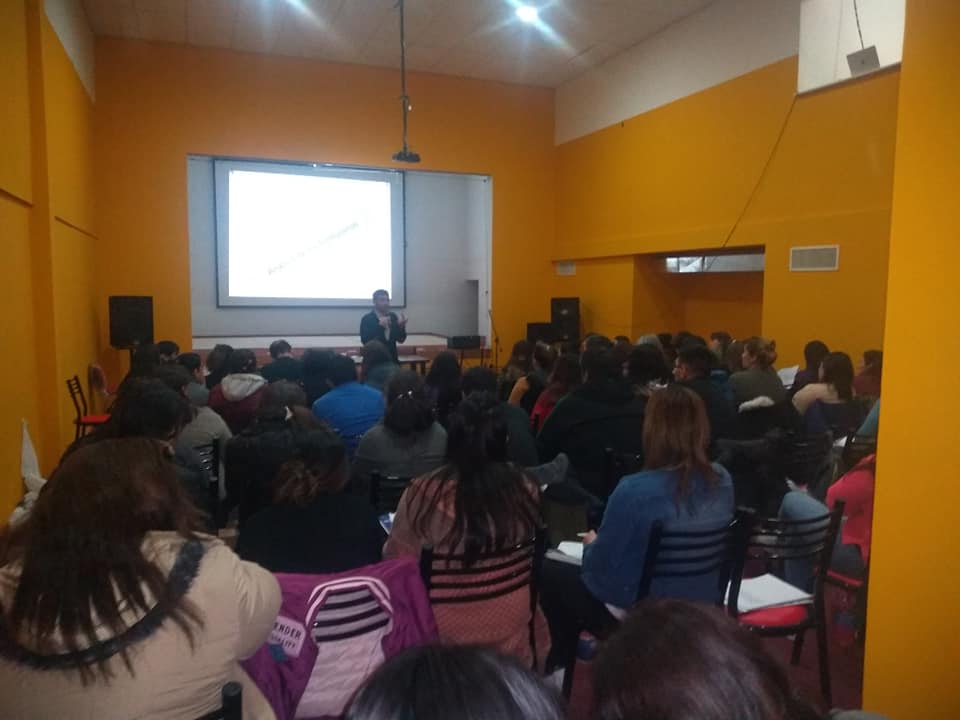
[555,57,899,366]
[0,1,98,515]
[93,39,557,380]
[863,1,960,716]
[671,272,763,341]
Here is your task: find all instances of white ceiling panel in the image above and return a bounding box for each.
[83,0,716,87]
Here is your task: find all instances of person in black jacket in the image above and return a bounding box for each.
[236,425,386,575]
[261,339,302,384]
[224,382,320,528]
[537,337,647,499]
[359,289,408,362]
[673,344,736,444]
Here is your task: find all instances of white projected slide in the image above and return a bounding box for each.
[215,162,404,307]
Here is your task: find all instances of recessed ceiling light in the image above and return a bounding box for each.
[516,5,539,23]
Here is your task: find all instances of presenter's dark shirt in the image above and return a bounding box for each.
[360,310,407,362]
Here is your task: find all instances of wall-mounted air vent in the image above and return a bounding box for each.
[790,245,840,272]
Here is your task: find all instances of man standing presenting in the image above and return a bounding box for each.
[360,289,408,362]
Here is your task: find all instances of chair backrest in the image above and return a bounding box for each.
[781,432,834,494]
[369,472,412,514]
[66,375,88,417]
[563,412,645,499]
[419,530,546,605]
[637,513,747,605]
[193,443,221,527]
[419,530,546,667]
[840,434,878,475]
[727,501,845,620]
[195,681,242,720]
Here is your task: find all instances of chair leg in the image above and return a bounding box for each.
[790,629,806,665]
[816,618,833,707]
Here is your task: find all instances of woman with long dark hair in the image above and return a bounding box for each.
[0,438,280,718]
[539,385,734,674]
[794,351,864,436]
[792,340,830,396]
[529,353,581,432]
[424,351,462,427]
[383,392,543,665]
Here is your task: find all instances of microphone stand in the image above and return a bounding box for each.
[487,307,501,370]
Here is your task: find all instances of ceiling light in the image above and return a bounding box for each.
[516,5,539,24]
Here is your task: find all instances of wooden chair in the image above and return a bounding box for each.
[66,375,110,441]
[369,472,412,514]
[727,501,845,707]
[195,682,241,720]
[419,530,546,668]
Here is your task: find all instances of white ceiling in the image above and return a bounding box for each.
[81,0,716,88]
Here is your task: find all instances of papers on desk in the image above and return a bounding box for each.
[778,365,800,389]
[545,541,584,566]
[727,573,813,613]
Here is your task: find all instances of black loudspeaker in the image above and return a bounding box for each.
[550,297,580,343]
[447,335,482,350]
[526,322,557,344]
[109,296,154,349]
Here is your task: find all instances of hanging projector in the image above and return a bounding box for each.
[392,0,420,164]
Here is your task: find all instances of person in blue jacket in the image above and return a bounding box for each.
[539,384,734,675]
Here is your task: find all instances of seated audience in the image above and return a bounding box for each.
[498,340,535,401]
[361,339,400,392]
[779,452,876,586]
[728,336,787,407]
[724,338,745,374]
[176,351,210,407]
[346,645,564,720]
[853,349,883,398]
[312,353,384,455]
[673,345,736,442]
[226,381,321,527]
[261,339,302,384]
[424,350,462,427]
[794,351,862,435]
[624,343,670,398]
[156,339,180,364]
[125,343,161,381]
[156,366,232,481]
[0,438,281,719]
[657,333,677,368]
[236,425,385,574]
[636,333,663,350]
[593,600,820,720]
[301,348,337,405]
[71,377,208,518]
[353,370,447,486]
[709,330,732,361]
[538,338,647,497]
[539,386,734,672]
[611,336,634,369]
[384,393,544,666]
[530,353,581,432]
[792,340,830,396]
[462,367,538,467]
[204,343,233,390]
[508,342,556,415]
[207,348,268,434]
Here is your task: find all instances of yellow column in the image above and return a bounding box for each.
[863,1,960,716]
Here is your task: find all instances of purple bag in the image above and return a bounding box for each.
[242,558,438,720]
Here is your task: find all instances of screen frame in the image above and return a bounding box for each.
[213,158,406,308]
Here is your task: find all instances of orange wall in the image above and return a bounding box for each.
[863,1,960,716]
[0,2,98,516]
[93,39,556,379]
[555,57,899,367]
[672,272,763,341]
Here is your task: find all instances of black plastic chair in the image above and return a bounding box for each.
[419,530,546,668]
[195,681,242,720]
[839,433,877,475]
[727,501,845,707]
[561,413,645,500]
[194,442,223,527]
[780,432,835,500]
[637,513,749,605]
[369,472,412,514]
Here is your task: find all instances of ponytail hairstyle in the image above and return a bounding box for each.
[742,337,778,369]
[383,370,435,437]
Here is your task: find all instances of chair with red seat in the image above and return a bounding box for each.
[727,501,845,706]
[66,375,110,441]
